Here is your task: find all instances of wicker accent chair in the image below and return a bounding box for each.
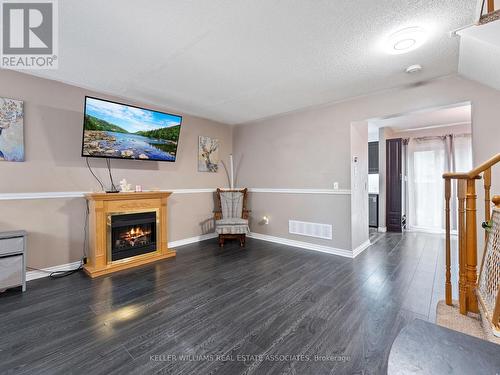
[214,188,250,247]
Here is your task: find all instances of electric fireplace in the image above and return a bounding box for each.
[109,211,158,261]
[84,192,176,278]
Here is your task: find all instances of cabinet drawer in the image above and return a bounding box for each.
[0,255,23,289]
[0,236,24,256]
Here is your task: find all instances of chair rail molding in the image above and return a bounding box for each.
[0,188,351,201]
[0,189,216,200]
[248,188,351,195]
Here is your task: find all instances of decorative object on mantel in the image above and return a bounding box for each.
[83,191,175,278]
[0,97,24,162]
[214,188,250,247]
[198,136,219,172]
[119,179,133,192]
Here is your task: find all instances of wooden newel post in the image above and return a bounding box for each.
[458,179,467,314]
[444,178,452,306]
[465,178,479,313]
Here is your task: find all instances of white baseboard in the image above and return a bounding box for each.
[168,233,217,248]
[26,260,83,281]
[26,233,218,281]
[352,240,371,257]
[247,232,354,258]
[377,227,387,233]
[26,231,374,281]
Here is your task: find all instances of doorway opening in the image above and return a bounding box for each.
[367,102,473,234]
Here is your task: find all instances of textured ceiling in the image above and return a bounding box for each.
[27,0,477,124]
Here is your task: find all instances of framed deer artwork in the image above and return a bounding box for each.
[198,136,220,172]
[0,97,24,162]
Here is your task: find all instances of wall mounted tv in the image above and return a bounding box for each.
[81,96,182,162]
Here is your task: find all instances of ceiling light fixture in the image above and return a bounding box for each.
[386,27,428,54]
[394,39,416,51]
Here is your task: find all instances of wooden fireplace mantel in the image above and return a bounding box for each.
[83,191,176,278]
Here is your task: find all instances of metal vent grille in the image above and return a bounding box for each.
[289,220,332,240]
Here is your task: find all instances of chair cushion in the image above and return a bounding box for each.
[216,218,248,226]
[219,191,244,219]
[215,218,249,234]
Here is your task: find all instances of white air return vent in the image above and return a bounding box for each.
[289,220,332,240]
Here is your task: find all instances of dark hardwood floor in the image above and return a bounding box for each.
[0,232,451,375]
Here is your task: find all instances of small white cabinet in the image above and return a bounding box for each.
[0,231,26,292]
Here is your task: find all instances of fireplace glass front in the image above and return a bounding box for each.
[109,211,157,262]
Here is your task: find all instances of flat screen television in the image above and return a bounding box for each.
[81,96,182,162]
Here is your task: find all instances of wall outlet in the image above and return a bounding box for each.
[333,182,339,190]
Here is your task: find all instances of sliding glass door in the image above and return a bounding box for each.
[406,134,472,233]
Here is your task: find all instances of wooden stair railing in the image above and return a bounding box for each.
[479,0,500,25]
[443,153,500,315]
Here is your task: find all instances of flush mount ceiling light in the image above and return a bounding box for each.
[386,27,428,54]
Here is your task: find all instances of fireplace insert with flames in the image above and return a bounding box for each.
[109,211,157,261]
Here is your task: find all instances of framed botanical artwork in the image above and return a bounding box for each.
[0,97,24,162]
[198,136,219,172]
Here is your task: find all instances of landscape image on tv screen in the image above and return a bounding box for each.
[82,97,182,162]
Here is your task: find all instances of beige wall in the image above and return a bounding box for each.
[2,71,499,267]
[234,75,500,251]
[0,70,233,269]
[247,192,351,250]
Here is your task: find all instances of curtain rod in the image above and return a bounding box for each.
[402,133,471,142]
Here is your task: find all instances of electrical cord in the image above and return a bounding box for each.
[26,201,89,279]
[37,160,115,280]
[86,157,104,191]
[48,260,83,279]
[48,200,89,278]
[106,158,118,192]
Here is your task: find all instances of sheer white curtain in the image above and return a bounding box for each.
[407,137,447,232]
[406,134,472,233]
[452,134,473,173]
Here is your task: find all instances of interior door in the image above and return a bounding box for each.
[386,138,402,232]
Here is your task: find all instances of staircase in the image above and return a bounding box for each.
[443,153,500,339]
[478,0,500,25]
